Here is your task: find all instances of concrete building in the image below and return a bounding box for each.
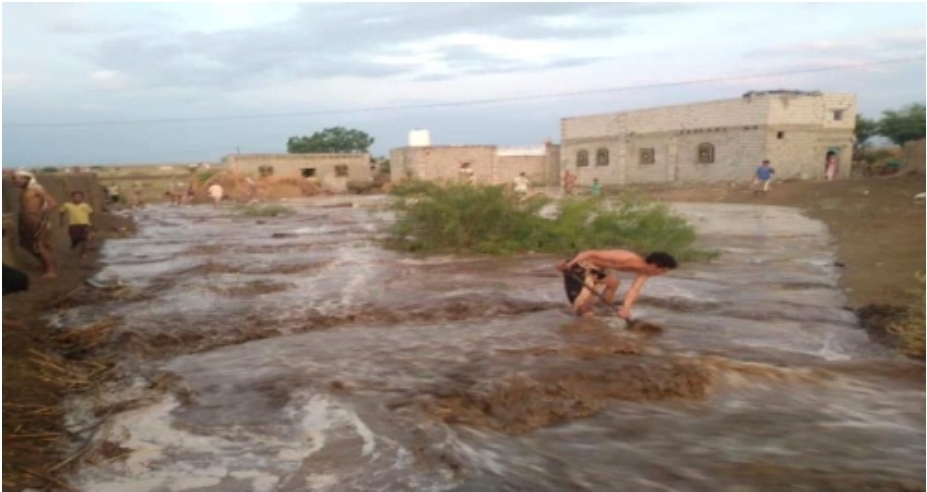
[560,91,857,185]
[221,153,372,181]
[390,142,560,186]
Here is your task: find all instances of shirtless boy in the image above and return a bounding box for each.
[558,249,677,319]
[13,170,58,278]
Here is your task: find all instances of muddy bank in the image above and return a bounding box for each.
[2,210,133,491]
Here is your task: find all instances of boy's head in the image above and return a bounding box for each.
[645,252,678,275]
[519,172,526,177]
[593,178,599,183]
[71,191,85,203]
[761,159,770,166]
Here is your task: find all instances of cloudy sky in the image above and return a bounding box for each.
[3,2,925,167]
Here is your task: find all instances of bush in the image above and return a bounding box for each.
[888,273,925,358]
[196,171,216,184]
[238,204,295,217]
[384,180,711,260]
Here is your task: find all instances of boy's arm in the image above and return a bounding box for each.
[618,274,649,318]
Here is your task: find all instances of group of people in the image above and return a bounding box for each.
[6,170,95,281]
[561,170,601,197]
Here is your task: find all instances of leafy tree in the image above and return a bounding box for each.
[877,104,926,146]
[854,114,878,149]
[287,127,375,154]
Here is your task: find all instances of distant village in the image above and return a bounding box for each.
[11,91,926,202]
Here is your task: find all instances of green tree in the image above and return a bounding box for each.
[877,104,926,146]
[854,114,878,149]
[287,127,375,154]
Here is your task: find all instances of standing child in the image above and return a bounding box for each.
[752,159,775,196]
[59,191,93,258]
[590,178,602,197]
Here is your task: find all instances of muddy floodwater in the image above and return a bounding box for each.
[60,197,924,492]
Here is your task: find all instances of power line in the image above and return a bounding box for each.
[7,55,924,129]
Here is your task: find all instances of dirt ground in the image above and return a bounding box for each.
[638,173,925,309]
[2,211,133,491]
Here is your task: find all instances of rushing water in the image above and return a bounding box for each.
[63,197,924,492]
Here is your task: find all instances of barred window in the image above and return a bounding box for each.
[596,148,609,167]
[697,143,715,164]
[576,150,589,167]
[335,165,349,177]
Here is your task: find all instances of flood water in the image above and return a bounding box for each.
[62,198,924,492]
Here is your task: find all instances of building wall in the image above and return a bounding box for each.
[389,146,496,183]
[221,153,371,181]
[903,138,926,174]
[561,93,857,184]
[560,137,623,186]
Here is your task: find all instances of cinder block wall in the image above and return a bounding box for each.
[222,153,371,181]
[561,93,857,184]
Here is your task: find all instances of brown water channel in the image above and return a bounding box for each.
[61,197,924,492]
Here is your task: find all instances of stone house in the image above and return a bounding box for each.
[221,153,372,181]
[560,91,857,186]
[389,143,560,186]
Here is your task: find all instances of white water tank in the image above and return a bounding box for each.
[408,129,431,147]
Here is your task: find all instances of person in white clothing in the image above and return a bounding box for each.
[513,172,531,197]
[207,183,224,208]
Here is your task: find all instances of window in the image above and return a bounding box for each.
[258,165,275,177]
[639,148,655,165]
[576,150,589,167]
[334,165,349,177]
[301,168,317,178]
[832,110,844,121]
[595,148,609,167]
[697,143,715,164]
[777,131,785,140]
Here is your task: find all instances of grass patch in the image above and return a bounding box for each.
[238,204,295,217]
[888,273,925,358]
[384,180,712,260]
[196,171,216,184]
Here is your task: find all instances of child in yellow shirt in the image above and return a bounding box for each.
[59,191,93,257]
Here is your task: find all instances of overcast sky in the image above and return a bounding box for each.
[3,2,925,167]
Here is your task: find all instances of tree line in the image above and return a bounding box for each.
[856,103,925,148]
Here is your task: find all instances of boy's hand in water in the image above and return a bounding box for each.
[616,307,632,320]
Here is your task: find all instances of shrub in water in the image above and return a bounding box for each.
[385,180,710,260]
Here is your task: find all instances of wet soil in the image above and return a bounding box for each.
[2,211,134,491]
[641,173,925,309]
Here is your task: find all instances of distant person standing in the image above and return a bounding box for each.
[513,172,531,198]
[563,170,577,196]
[130,181,143,208]
[244,176,258,203]
[59,191,93,258]
[825,151,839,181]
[590,178,602,197]
[12,170,57,278]
[109,183,122,205]
[208,183,224,208]
[752,159,775,195]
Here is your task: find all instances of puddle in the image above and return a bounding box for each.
[65,198,924,492]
